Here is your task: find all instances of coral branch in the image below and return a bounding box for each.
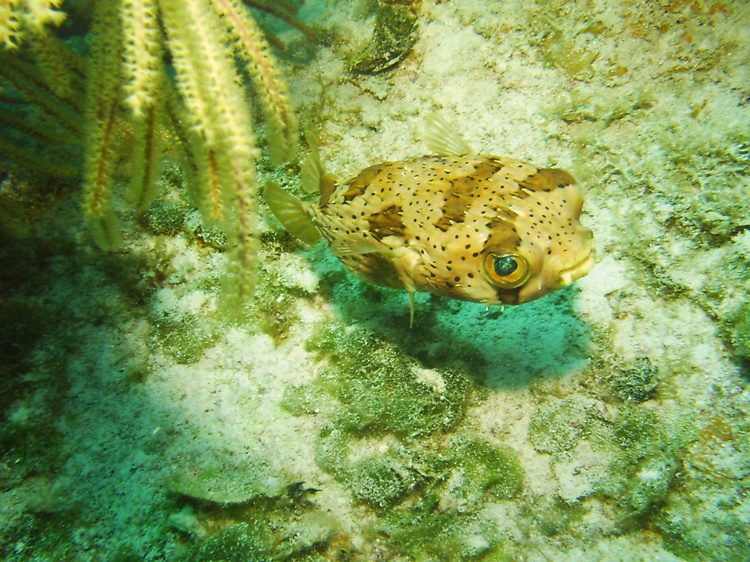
[2,0,300,305]
[215,0,298,164]
[81,0,122,223]
[121,0,163,116]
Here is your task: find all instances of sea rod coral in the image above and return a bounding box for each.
[0,0,298,303]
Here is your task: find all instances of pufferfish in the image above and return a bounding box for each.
[264,114,594,323]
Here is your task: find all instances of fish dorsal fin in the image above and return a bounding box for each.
[300,132,336,206]
[424,113,473,156]
[263,181,321,245]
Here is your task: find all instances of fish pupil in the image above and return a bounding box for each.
[494,256,517,277]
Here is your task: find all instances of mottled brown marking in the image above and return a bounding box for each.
[494,287,521,304]
[474,160,506,181]
[434,180,475,231]
[519,168,575,192]
[344,253,405,290]
[483,224,522,254]
[339,164,386,203]
[367,204,406,240]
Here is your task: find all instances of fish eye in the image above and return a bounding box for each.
[484,253,530,288]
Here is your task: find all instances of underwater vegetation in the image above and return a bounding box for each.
[0,0,300,307]
[165,323,526,560]
[1,0,749,560]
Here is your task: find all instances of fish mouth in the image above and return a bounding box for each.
[558,251,595,286]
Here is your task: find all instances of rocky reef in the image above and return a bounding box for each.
[1,0,748,560]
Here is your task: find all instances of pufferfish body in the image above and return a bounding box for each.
[264,114,594,318]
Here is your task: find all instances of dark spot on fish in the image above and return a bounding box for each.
[519,168,575,193]
[344,252,404,290]
[484,228,522,255]
[339,166,383,202]
[434,182,475,231]
[495,286,520,304]
[368,205,406,241]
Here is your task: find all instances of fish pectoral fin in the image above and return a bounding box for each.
[424,113,473,156]
[263,181,321,245]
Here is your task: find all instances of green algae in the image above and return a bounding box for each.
[302,323,473,438]
[441,435,524,505]
[723,301,750,366]
[524,496,588,538]
[142,200,189,236]
[348,455,419,510]
[612,357,659,403]
[150,312,219,364]
[282,321,527,557]
[186,515,337,562]
[171,477,342,561]
[628,455,677,514]
[376,492,509,561]
[528,396,594,454]
[302,323,476,508]
[598,405,696,523]
[253,272,301,344]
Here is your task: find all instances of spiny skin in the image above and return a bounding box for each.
[304,154,594,305]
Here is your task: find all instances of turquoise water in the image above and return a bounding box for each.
[0,1,748,560]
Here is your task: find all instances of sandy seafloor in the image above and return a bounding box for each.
[1,0,750,560]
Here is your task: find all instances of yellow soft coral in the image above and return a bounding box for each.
[1,0,299,306]
[0,0,66,48]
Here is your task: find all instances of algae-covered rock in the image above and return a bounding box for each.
[377,494,507,561]
[629,455,677,513]
[613,356,659,403]
[443,435,524,506]
[187,523,269,562]
[167,461,285,504]
[305,325,473,438]
[611,405,661,460]
[142,200,188,236]
[529,396,596,454]
[724,302,750,364]
[348,456,419,510]
[349,0,420,74]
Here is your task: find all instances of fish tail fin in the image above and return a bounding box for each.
[263,182,321,245]
[300,131,336,205]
